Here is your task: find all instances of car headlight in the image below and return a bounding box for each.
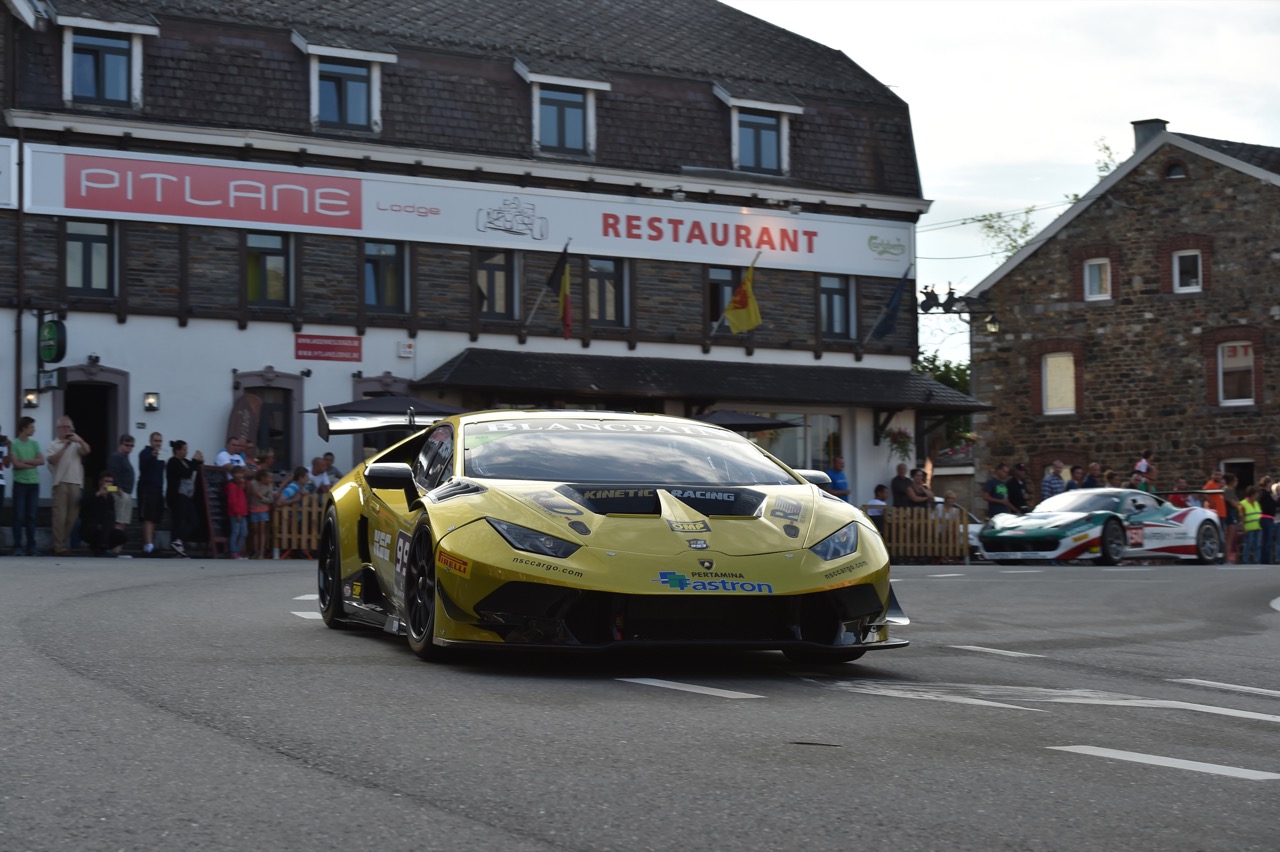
[810,521,860,562]
[487,519,581,558]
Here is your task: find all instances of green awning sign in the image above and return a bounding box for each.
[39,320,66,363]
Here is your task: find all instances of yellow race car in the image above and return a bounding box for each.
[317,408,907,663]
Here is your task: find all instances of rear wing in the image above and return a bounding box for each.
[317,404,441,442]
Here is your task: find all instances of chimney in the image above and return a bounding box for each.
[1132,118,1169,152]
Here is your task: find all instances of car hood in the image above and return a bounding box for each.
[466,480,854,556]
[985,511,1096,534]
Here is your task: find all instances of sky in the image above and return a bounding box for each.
[722,0,1280,363]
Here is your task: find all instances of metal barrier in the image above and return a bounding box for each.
[864,505,969,563]
[273,496,325,559]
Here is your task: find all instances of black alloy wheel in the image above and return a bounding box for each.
[318,508,345,629]
[405,526,447,660]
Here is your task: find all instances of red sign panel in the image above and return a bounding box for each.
[65,154,363,229]
[295,334,362,362]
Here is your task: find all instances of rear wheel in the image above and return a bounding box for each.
[1194,520,1222,564]
[318,508,345,629]
[405,525,448,660]
[1097,519,1126,565]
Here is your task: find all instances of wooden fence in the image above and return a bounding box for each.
[272,497,326,559]
[864,505,970,563]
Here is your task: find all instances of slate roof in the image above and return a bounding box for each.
[1174,133,1280,176]
[48,0,905,108]
[415,348,989,414]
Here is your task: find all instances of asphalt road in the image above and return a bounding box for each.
[3,555,1279,851]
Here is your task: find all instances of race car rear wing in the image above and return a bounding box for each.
[317,405,442,442]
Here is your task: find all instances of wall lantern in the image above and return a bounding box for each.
[143,392,161,412]
[22,389,39,409]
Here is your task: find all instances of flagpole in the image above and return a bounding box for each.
[523,238,571,330]
[712,251,761,336]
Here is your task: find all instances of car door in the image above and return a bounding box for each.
[1122,492,1164,555]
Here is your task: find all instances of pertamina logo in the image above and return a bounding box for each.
[652,571,773,594]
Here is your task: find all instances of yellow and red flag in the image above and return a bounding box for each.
[546,242,572,339]
[724,256,762,334]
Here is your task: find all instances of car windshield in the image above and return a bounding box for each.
[462,418,797,485]
[1035,491,1123,514]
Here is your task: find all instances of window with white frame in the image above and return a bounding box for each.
[1219,341,1254,405]
[293,33,394,133]
[819,274,854,339]
[1173,249,1202,293]
[714,85,800,176]
[477,250,518,320]
[708,266,740,321]
[1042,352,1076,415]
[61,19,157,108]
[363,241,405,313]
[515,62,610,158]
[1084,258,1111,300]
[66,220,115,293]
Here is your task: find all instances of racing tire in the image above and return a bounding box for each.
[783,649,866,664]
[318,508,346,629]
[405,525,449,661]
[1097,519,1126,566]
[1194,521,1222,565]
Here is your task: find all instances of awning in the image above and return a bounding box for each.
[414,348,990,415]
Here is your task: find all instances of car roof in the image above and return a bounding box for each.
[455,409,737,432]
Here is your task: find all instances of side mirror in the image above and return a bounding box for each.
[795,469,831,486]
[364,462,418,505]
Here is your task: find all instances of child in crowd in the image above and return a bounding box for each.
[277,467,310,506]
[248,467,276,559]
[225,465,249,559]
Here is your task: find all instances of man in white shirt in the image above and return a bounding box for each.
[46,416,90,555]
[215,436,247,480]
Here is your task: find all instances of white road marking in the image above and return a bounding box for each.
[617,678,763,699]
[294,594,319,600]
[292,611,323,620]
[803,678,1044,711]
[1049,746,1280,780]
[999,569,1043,574]
[1172,679,1280,698]
[927,573,965,578]
[1271,595,1280,612]
[951,645,1045,658]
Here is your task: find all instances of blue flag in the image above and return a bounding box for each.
[869,266,912,341]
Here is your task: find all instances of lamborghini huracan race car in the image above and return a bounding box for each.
[316,408,907,663]
[978,487,1222,564]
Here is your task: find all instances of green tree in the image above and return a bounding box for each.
[914,353,973,450]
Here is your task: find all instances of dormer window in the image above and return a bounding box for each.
[1164,161,1188,180]
[514,61,611,158]
[714,84,803,176]
[293,33,396,133]
[59,17,158,108]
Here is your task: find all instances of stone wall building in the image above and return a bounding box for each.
[966,119,1280,493]
[0,0,983,507]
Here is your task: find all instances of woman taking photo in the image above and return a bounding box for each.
[166,440,204,557]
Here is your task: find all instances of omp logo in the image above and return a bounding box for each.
[652,571,773,594]
[669,520,710,533]
[372,529,392,562]
[438,550,470,577]
[868,236,906,257]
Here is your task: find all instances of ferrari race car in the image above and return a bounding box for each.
[978,487,1222,564]
[316,408,907,663]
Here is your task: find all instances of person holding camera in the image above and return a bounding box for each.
[80,470,127,557]
[46,416,90,556]
[9,417,44,556]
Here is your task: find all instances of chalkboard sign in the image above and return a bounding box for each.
[200,465,229,558]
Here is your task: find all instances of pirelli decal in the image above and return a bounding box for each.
[438,550,471,578]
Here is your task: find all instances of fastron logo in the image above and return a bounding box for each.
[868,236,906,257]
[652,571,774,594]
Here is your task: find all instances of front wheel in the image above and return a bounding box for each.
[404,526,448,661]
[1194,520,1222,564]
[1097,519,1126,565]
[318,508,345,629]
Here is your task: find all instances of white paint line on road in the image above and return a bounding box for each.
[1172,679,1280,699]
[291,611,323,620]
[951,645,1045,658]
[999,569,1043,574]
[1102,567,1154,572]
[617,678,764,699]
[1271,596,1280,612]
[294,594,319,600]
[927,573,966,578]
[1049,746,1280,780]
[804,678,1046,712]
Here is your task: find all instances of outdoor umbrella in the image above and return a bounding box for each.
[693,409,802,432]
